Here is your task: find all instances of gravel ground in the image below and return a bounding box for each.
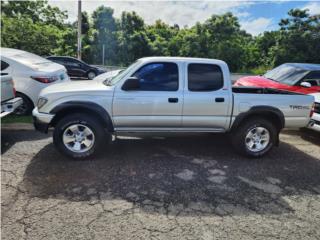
[1,125,320,240]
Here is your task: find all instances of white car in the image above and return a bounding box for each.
[308,93,320,132]
[0,48,69,115]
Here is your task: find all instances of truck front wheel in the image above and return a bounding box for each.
[232,118,277,158]
[53,113,108,159]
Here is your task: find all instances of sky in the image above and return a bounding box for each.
[48,0,320,36]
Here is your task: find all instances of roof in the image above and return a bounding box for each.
[48,56,77,60]
[138,56,226,65]
[1,48,28,57]
[284,63,320,71]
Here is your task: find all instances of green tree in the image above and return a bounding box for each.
[1,16,61,56]
[1,0,67,27]
[117,11,152,65]
[1,0,67,56]
[272,9,320,65]
[91,6,118,65]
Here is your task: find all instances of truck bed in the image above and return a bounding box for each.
[231,87,313,128]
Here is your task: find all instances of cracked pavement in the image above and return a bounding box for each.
[1,125,320,240]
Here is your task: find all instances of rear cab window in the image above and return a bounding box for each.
[187,63,223,91]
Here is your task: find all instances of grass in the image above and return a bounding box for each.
[1,115,33,124]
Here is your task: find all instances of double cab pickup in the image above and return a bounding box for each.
[32,57,314,159]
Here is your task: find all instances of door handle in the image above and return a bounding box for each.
[168,98,178,103]
[215,98,225,103]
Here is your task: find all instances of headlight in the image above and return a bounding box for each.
[37,97,48,109]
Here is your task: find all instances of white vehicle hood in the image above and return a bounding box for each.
[40,79,113,96]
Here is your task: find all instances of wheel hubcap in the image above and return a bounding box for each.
[88,72,96,79]
[245,127,270,152]
[63,124,95,153]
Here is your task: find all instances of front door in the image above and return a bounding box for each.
[113,62,183,130]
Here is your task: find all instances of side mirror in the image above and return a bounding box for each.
[300,82,312,88]
[122,77,140,91]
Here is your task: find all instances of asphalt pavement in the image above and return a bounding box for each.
[1,125,320,240]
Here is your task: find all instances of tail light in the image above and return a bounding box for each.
[310,103,315,117]
[11,79,16,97]
[31,76,59,83]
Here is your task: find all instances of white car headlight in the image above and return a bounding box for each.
[37,97,48,109]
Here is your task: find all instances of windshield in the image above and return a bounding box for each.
[263,64,308,85]
[104,60,140,86]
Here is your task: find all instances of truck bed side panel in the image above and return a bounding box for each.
[232,93,314,128]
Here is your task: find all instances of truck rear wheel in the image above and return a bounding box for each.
[53,113,108,159]
[232,117,277,158]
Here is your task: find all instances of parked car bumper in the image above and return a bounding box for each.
[0,97,23,118]
[308,112,320,132]
[32,107,55,133]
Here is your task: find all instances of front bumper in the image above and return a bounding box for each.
[308,112,320,132]
[32,107,55,133]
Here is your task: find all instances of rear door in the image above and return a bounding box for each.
[112,61,183,129]
[64,58,85,77]
[182,63,231,131]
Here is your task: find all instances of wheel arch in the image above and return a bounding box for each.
[231,106,285,133]
[50,101,114,132]
[15,91,35,107]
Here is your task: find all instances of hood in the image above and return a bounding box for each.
[234,75,291,89]
[40,79,113,96]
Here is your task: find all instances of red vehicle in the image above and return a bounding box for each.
[234,63,320,94]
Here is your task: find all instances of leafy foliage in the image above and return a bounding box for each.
[1,2,319,71]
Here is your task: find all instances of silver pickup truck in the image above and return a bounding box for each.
[32,57,314,159]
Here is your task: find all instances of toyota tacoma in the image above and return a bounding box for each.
[32,57,314,159]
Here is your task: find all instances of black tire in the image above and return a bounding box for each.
[231,117,277,158]
[53,113,109,160]
[14,93,34,116]
[87,71,96,80]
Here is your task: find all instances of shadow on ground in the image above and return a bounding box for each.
[1,129,49,154]
[20,134,320,217]
[283,128,320,146]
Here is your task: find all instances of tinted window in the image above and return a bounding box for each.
[188,64,223,91]
[263,64,308,85]
[1,60,9,71]
[49,58,65,65]
[132,62,178,91]
[304,71,320,86]
[64,59,81,67]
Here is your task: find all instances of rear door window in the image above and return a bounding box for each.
[188,63,223,91]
